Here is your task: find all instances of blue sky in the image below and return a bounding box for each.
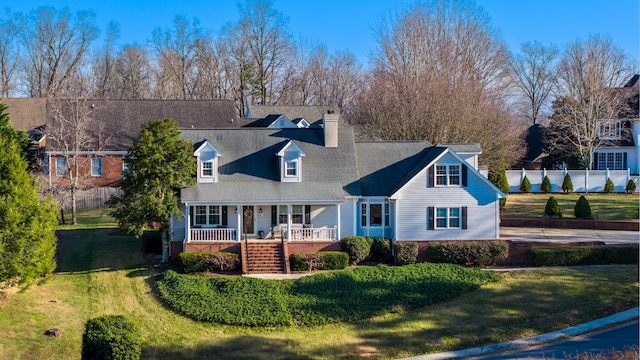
[6,0,639,67]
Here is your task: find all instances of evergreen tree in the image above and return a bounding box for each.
[574,195,592,219]
[110,118,195,261]
[604,178,615,193]
[626,179,637,194]
[0,106,58,284]
[561,173,573,193]
[520,175,531,193]
[541,175,552,193]
[488,158,510,207]
[544,196,562,217]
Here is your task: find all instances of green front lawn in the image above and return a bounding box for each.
[0,209,637,359]
[502,193,640,221]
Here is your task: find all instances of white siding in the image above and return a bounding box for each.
[171,203,187,242]
[340,200,356,238]
[393,153,500,240]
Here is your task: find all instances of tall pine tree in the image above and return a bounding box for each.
[110,118,195,261]
[0,102,58,284]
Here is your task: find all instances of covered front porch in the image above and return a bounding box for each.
[182,202,343,243]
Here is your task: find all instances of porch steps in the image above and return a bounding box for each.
[245,242,286,274]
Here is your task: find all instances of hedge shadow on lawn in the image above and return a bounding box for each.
[156,263,499,327]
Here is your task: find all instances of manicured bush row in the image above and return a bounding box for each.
[425,241,507,266]
[178,252,240,273]
[368,237,392,262]
[528,246,639,266]
[290,251,349,271]
[156,264,500,327]
[81,315,141,360]
[394,242,418,265]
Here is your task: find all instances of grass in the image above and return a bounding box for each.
[502,193,640,221]
[0,209,637,359]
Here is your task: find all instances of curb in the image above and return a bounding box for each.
[400,307,640,360]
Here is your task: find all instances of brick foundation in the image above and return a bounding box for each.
[285,241,341,254]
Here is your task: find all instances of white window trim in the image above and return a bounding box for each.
[285,159,298,177]
[193,205,221,227]
[91,158,103,177]
[435,207,462,229]
[597,120,622,140]
[278,205,305,224]
[360,201,390,228]
[197,158,218,183]
[435,164,461,187]
[56,157,67,177]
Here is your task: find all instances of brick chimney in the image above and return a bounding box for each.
[323,111,339,148]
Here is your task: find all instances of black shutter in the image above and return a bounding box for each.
[189,206,193,226]
[305,205,311,224]
[271,205,277,226]
[461,164,468,187]
[461,207,467,229]
[593,153,599,170]
[221,206,228,226]
[623,152,628,170]
[427,165,434,187]
[427,207,434,230]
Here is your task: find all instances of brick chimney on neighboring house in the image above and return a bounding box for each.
[323,111,339,147]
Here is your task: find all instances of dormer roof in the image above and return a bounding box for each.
[193,139,221,157]
[276,140,306,157]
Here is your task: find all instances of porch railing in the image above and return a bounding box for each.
[287,226,336,241]
[190,228,236,241]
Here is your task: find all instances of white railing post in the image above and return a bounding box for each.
[585,168,589,193]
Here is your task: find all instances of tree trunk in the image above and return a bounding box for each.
[71,185,77,225]
[161,224,170,263]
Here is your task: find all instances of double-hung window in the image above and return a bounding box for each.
[194,206,220,226]
[91,158,102,176]
[278,205,304,224]
[435,207,461,229]
[361,202,389,227]
[285,160,297,177]
[436,164,461,186]
[202,161,213,177]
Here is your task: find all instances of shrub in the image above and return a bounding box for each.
[528,246,639,266]
[574,195,592,219]
[394,242,418,265]
[82,315,141,360]
[369,237,392,262]
[544,196,562,217]
[626,179,637,194]
[520,175,531,193]
[604,177,615,193]
[290,251,348,271]
[488,159,510,207]
[425,241,508,266]
[561,173,573,193]
[340,236,371,264]
[203,252,240,272]
[178,252,207,273]
[540,175,552,193]
[140,230,162,253]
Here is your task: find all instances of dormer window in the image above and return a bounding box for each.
[277,140,305,182]
[598,120,622,140]
[436,164,461,186]
[194,140,221,183]
[285,160,298,177]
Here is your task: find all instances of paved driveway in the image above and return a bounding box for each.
[500,227,639,245]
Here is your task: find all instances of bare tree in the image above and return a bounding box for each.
[19,6,99,97]
[46,98,111,224]
[113,45,152,99]
[546,35,634,169]
[0,9,25,97]
[92,21,121,98]
[237,0,293,106]
[218,22,256,116]
[350,0,520,167]
[510,41,558,125]
[151,15,208,99]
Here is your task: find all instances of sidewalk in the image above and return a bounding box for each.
[401,307,640,360]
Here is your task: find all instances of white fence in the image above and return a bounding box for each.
[506,169,638,193]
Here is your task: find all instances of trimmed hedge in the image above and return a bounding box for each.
[340,236,371,264]
[394,241,418,265]
[81,315,141,360]
[426,241,507,266]
[626,179,637,194]
[528,246,639,266]
[562,173,573,193]
[544,196,562,217]
[604,178,615,193]
[574,195,592,219]
[156,264,499,326]
[368,237,392,262]
[290,251,349,271]
[178,252,240,273]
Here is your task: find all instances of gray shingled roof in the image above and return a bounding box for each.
[355,141,446,196]
[437,143,482,153]
[246,105,339,124]
[40,99,243,151]
[3,98,48,131]
[180,127,361,202]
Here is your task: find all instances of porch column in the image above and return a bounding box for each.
[185,204,190,242]
[236,205,242,241]
[336,203,341,241]
[286,204,292,242]
[352,198,357,237]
